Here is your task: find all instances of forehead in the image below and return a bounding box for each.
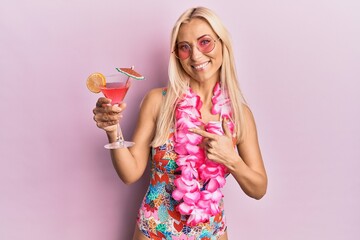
[177,18,216,42]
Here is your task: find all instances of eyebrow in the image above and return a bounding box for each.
[177,34,212,44]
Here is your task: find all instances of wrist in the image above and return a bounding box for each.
[106,130,118,143]
[227,155,242,174]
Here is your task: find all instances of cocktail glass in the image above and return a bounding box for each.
[100,73,134,149]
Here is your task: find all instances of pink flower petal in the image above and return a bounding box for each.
[206,178,220,192]
[211,189,223,202]
[186,144,201,155]
[200,191,212,201]
[215,175,226,188]
[210,202,220,215]
[174,143,188,155]
[186,132,203,145]
[183,191,200,205]
[178,202,193,215]
[172,189,185,201]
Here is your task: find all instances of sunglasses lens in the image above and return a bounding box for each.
[175,43,191,59]
[197,36,215,53]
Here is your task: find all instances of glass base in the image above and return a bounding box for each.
[104,140,134,149]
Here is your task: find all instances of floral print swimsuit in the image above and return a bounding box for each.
[136,131,227,240]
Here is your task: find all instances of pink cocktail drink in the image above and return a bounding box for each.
[100,82,129,104]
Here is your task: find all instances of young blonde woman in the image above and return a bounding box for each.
[93,7,267,240]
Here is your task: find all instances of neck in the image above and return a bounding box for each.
[189,79,218,104]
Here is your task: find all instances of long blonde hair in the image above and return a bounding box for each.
[152,7,247,147]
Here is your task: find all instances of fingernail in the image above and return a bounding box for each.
[188,128,194,132]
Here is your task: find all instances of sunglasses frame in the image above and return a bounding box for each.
[172,35,221,60]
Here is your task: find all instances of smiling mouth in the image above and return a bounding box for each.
[192,61,210,70]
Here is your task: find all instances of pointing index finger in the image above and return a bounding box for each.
[189,128,217,140]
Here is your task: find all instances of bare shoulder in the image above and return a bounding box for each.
[242,104,256,123]
[139,88,165,120]
[239,104,259,143]
[142,88,165,103]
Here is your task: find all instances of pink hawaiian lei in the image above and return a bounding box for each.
[172,82,234,226]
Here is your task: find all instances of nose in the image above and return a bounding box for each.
[190,46,202,60]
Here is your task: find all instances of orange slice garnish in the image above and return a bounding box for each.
[86,72,106,93]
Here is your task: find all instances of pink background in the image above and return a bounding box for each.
[1,0,359,239]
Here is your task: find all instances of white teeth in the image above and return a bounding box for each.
[193,62,209,70]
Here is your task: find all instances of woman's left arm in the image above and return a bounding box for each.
[229,105,267,199]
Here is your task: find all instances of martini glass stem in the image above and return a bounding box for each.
[117,123,124,145]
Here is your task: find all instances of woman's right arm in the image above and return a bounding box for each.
[93,88,163,184]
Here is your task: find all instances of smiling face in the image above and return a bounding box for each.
[176,18,223,84]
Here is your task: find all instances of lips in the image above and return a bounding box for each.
[192,61,210,70]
